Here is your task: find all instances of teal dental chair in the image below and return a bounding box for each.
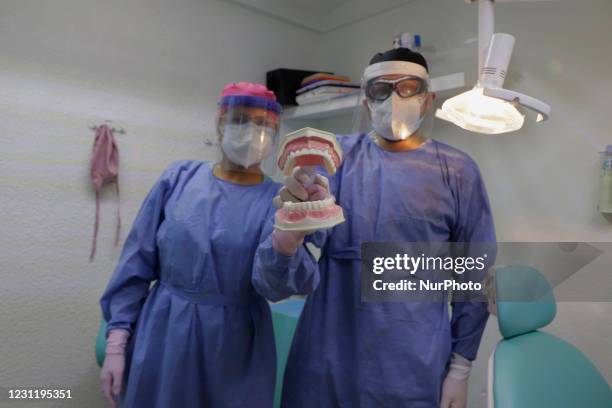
[488,266,611,408]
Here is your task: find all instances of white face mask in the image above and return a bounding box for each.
[369,94,425,141]
[221,124,274,168]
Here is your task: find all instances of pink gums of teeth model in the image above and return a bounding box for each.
[275,127,345,231]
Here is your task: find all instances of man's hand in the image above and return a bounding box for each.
[440,376,468,408]
[440,353,471,408]
[272,229,308,256]
[273,166,330,209]
[271,167,331,255]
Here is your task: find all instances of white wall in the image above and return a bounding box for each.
[0,0,318,406]
[313,0,612,406]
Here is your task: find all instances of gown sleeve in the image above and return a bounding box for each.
[252,165,340,301]
[252,202,323,302]
[99,161,183,336]
[449,158,497,361]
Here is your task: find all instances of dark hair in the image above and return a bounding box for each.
[369,48,429,72]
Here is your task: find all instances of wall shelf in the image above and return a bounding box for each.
[283,94,359,121]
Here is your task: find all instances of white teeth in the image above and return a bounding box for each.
[283,198,335,212]
[284,154,295,171]
[321,151,337,172]
[288,147,326,159]
[283,147,337,173]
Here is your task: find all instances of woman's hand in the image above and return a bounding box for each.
[100,329,130,407]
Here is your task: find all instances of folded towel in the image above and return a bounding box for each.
[296,87,359,105]
[297,80,360,95]
[300,73,351,87]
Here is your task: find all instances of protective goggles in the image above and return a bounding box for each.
[365,75,428,102]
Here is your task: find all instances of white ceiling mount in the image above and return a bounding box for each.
[437,0,552,134]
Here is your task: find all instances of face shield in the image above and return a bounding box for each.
[352,62,434,141]
[217,94,282,174]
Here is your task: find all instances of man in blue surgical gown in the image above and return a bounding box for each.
[253,48,496,407]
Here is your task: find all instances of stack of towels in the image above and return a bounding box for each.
[296,73,360,105]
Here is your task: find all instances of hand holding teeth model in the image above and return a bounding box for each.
[274,127,345,231]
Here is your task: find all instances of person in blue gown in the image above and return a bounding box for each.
[253,49,497,407]
[99,82,317,408]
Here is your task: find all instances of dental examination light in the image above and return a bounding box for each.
[436,0,551,134]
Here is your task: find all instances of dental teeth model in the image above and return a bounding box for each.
[277,127,342,175]
[275,127,345,231]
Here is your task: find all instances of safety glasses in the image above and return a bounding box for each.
[226,114,277,128]
[219,110,279,130]
[365,76,428,102]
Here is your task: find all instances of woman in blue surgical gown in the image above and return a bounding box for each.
[99,82,317,408]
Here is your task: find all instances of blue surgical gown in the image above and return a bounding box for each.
[253,134,496,407]
[100,160,317,408]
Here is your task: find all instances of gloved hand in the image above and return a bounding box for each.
[271,167,331,256]
[272,166,330,209]
[272,229,308,256]
[440,353,471,408]
[100,329,130,408]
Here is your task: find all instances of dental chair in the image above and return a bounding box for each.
[487,266,612,408]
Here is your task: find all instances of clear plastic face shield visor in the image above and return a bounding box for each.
[353,62,435,141]
[216,95,282,175]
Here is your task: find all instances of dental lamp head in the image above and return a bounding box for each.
[437,1,551,135]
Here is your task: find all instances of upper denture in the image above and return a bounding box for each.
[277,128,343,175]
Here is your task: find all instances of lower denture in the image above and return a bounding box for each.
[277,201,341,223]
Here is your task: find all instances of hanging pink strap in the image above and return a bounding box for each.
[90,124,121,261]
[114,181,121,246]
[91,190,100,262]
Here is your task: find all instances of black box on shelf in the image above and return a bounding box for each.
[266,68,333,106]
